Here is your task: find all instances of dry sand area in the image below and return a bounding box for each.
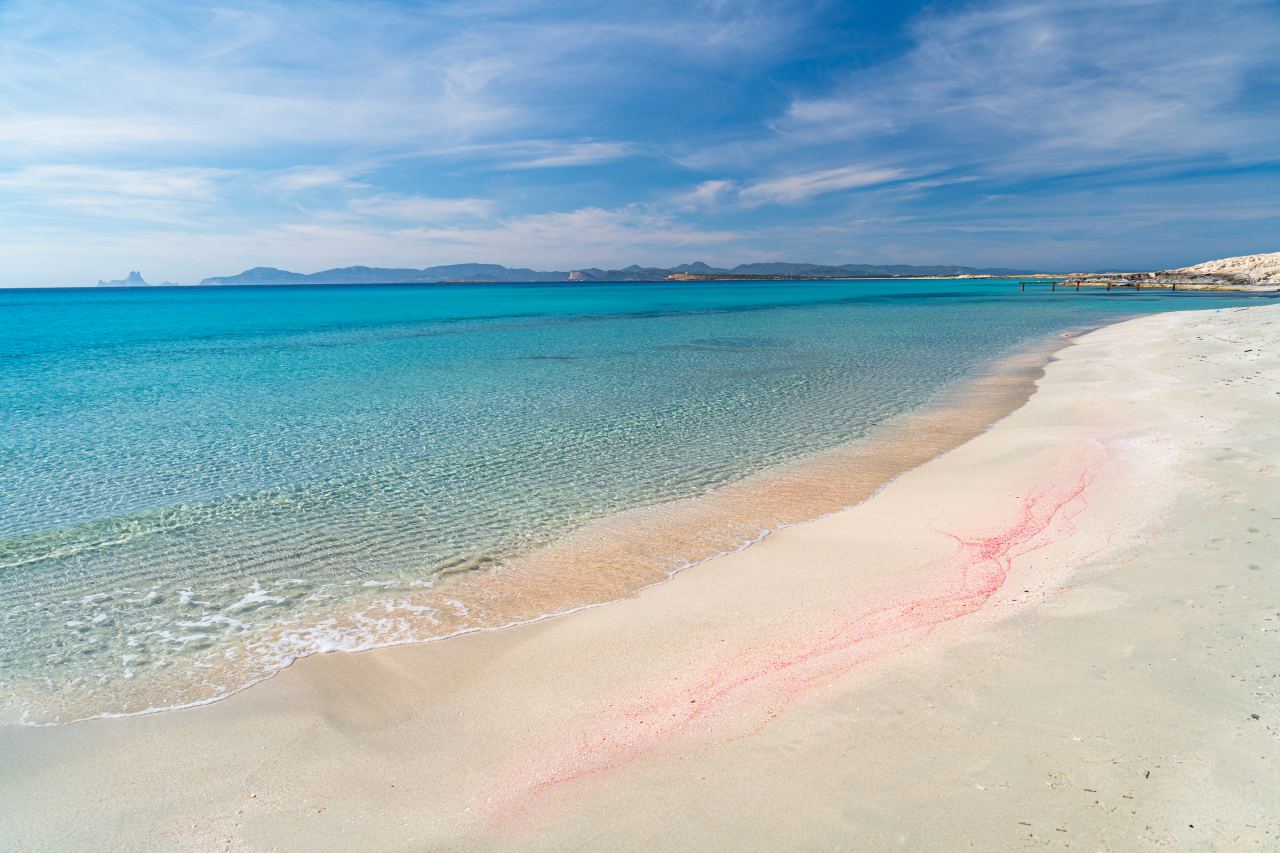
[1,304,1277,851]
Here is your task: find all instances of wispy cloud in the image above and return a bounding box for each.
[349,194,493,222]
[769,0,1280,178]
[0,165,234,223]
[500,141,637,170]
[0,0,802,158]
[739,165,910,205]
[674,179,739,210]
[0,2,521,156]
[269,166,368,195]
[379,206,740,264]
[0,165,228,199]
[674,166,911,208]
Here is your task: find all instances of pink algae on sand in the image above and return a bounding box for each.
[491,449,1107,821]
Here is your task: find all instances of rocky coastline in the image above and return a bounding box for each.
[1061,251,1280,292]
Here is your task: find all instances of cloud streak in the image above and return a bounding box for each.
[739,166,910,205]
[500,141,637,170]
[0,165,235,223]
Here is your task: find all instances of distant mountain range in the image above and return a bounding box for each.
[197,264,566,286]
[193,261,1042,286]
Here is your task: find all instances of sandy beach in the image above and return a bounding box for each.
[2,303,1277,851]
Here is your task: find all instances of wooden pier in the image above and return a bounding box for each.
[1018,280,1168,293]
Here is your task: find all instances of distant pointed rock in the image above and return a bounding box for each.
[96,271,150,287]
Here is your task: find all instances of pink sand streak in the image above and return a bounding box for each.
[489,452,1105,822]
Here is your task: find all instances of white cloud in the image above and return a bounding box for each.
[500,141,637,169]
[349,194,493,222]
[776,98,896,139]
[268,167,368,194]
[408,138,639,171]
[380,206,739,263]
[739,165,909,205]
[0,165,235,222]
[0,165,227,198]
[672,167,911,210]
[673,179,739,210]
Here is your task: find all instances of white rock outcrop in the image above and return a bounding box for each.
[1171,252,1280,286]
[1062,251,1280,291]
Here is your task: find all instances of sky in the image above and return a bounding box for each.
[1,0,1278,286]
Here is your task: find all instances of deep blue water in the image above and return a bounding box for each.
[0,279,1267,723]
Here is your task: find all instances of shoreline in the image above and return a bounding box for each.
[6,327,1079,728]
[1,305,1276,849]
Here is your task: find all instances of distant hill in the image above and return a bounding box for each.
[199,261,1042,286]
[199,264,570,286]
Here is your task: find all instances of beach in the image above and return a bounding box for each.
[5,278,1206,727]
[1,303,1277,850]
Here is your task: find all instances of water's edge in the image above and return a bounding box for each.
[20,321,1095,729]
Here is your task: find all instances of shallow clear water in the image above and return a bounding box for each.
[0,280,1266,723]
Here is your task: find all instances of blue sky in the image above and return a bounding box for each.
[1,0,1277,285]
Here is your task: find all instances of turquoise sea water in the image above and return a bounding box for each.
[0,280,1267,724]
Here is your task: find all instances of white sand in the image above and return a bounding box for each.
[1,304,1277,851]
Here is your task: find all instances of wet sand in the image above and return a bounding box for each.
[1,305,1277,850]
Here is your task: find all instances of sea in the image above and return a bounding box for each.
[0,279,1266,724]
